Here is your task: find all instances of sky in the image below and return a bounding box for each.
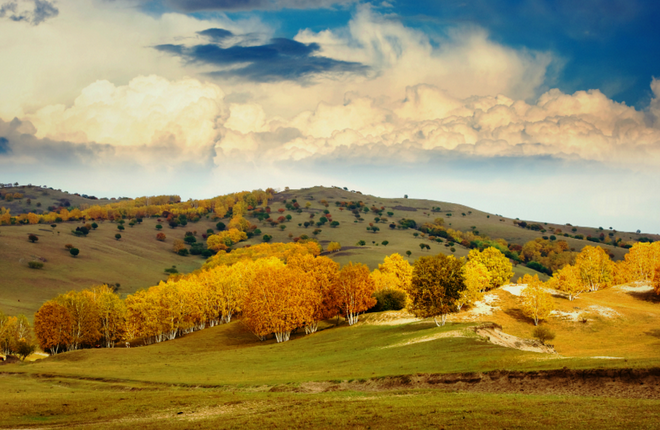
[1,0,659,233]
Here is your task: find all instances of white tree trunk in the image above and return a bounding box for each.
[274,331,291,342]
[305,321,319,334]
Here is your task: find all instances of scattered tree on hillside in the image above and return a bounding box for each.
[115,234,121,240]
[28,234,38,243]
[156,232,166,241]
[518,274,554,326]
[327,242,341,252]
[173,240,186,254]
[69,248,80,257]
[408,254,465,326]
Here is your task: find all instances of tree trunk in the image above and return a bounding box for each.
[305,321,319,334]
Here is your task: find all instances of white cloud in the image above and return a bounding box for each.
[26,75,226,158]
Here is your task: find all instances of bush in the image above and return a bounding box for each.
[117,225,125,231]
[156,224,163,230]
[262,234,272,242]
[177,248,189,256]
[15,339,36,361]
[356,240,366,246]
[69,248,80,257]
[91,222,98,229]
[164,265,178,274]
[201,249,214,258]
[115,234,121,240]
[156,232,166,241]
[28,234,38,243]
[28,261,44,269]
[64,243,73,250]
[381,240,389,246]
[371,289,407,312]
[216,222,225,231]
[184,235,197,244]
[532,326,556,345]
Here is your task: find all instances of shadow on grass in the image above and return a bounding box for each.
[627,290,660,303]
[645,329,660,339]
[503,308,531,323]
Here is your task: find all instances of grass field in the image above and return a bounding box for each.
[1,185,648,319]
[3,296,660,428]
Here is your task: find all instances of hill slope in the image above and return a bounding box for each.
[1,185,654,318]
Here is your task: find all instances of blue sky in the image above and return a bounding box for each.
[1,0,659,233]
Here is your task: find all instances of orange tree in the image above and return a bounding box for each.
[332,262,376,326]
[34,301,73,355]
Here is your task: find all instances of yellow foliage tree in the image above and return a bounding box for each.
[173,239,186,254]
[34,301,73,354]
[378,253,413,293]
[242,258,317,342]
[620,242,660,284]
[287,254,340,333]
[519,274,554,326]
[459,261,489,310]
[327,242,341,252]
[547,264,584,301]
[575,246,614,291]
[467,247,513,290]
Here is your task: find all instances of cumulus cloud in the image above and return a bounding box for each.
[25,75,227,160]
[0,0,58,25]
[213,82,660,169]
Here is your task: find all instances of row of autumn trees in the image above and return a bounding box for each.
[31,241,660,353]
[0,188,272,226]
[32,242,514,352]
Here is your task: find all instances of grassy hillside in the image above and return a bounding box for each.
[1,185,655,319]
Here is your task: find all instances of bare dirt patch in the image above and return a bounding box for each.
[471,323,555,354]
[297,367,660,399]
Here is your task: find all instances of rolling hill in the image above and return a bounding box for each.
[1,185,655,319]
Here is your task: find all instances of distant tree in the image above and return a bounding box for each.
[356,240,366,246]
[408,253,466,326]
[327,242,341,252]
[279,224,287,231]
[330,221,340,228]
[156,232,166,241]
[173,239,186,254]
[156,224,163,230]
[91,222,98,230]
[69,248,80,257]
[262,234,272,243]
[406,250,412,257]
[115,234,121,240]
[382,240,389,246]
[117,225,125,231]
[177,248,189,256]
[419,243,430,251]
[28,234,38,243]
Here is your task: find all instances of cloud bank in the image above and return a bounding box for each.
[0,0,58,25]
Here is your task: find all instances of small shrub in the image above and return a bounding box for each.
[216,222,225,231]
[156,224,163,230]
[356,240,366,246]
[115,234,121,240]
[28,234,38,243]
[164,266,178,274]
[69,248,80,257]
[177,248,189,256]
[262,234,272,243]
[28,261,44,269]
[201,249,214,258]
[117,225,125,231]
[371,289,407,312]
[406,250,412,257]
[91,222,98,229]
[184,235,197,244]
[381,240,389,246]
[156,232,166,241]
[64,243,73,250]
[532,326,556,345]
